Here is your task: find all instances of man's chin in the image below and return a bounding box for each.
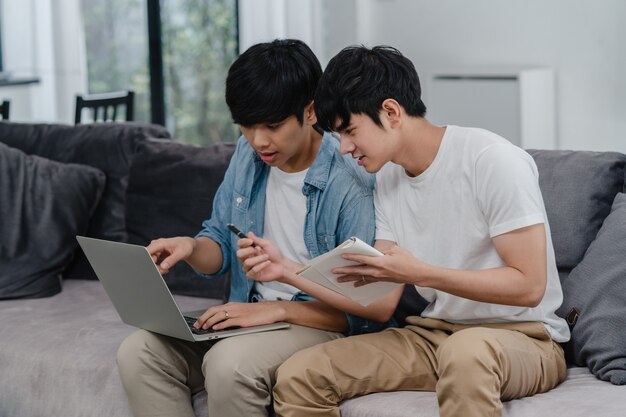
[363,161,385,174]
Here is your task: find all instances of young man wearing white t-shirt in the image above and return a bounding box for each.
[241,45,570,417]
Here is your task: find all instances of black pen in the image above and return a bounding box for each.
[226,223,257,247]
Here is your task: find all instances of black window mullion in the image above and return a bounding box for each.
[0,13,4,72]
[147,0,165,126]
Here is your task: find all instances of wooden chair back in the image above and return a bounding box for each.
[74,91,134,124]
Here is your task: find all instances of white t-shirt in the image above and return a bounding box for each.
[375,125,569,342]
[254,167,309,301]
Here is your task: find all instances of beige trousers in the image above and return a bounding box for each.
[274,317,566,417]
[116,324,343,417]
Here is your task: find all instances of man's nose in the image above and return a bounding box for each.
[251,128,270,148]
[339,136,355,155]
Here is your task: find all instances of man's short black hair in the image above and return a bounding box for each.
[315,45,427,132]
[225,39,322,127]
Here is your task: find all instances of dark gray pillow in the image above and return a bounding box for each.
[0,121,171,279]
[0,143,105,298]
[125,139,235,299]
[528,150,626,270]
[556,192,626,385]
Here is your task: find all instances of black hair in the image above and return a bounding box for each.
[315,45,426,132]
[225,39,322,127]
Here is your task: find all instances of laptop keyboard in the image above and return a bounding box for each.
[184,316,217,335]
[184,316,242,335]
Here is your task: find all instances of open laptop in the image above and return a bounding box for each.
[76,236,289,342]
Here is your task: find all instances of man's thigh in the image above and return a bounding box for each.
[278,326,440,400]
[490,322,566,399]
[203,324,344,384]
[437,322,566,400]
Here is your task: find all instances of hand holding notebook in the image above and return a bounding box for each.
[296,237,401,306]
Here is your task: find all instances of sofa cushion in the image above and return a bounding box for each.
[0,143,105,298]
[336,367,625,417]
[527,150,626,271]
[556,192,626,385]
[0,279,219,417]
[0,121,171,279]
[126,139,235,298]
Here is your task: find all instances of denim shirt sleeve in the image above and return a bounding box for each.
[193,140,244,278]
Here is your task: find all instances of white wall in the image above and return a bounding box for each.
[239,0,357,67]
[1,0,86,123]
[322,0,626,152]
[3,0,624,151]
[239,0,325,58]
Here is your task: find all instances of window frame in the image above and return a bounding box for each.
[0,8,4,73]
[146,0,239,126]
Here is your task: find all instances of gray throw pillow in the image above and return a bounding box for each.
[0,143,105,298]
[528,150,626,271]
[556,192,626,385]
[0,121,171,279]
[125,139,235,299]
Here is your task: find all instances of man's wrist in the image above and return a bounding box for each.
[270,300,289,322]
[281,270,300,286]
[410,260,436,287]
[282,257,304,274]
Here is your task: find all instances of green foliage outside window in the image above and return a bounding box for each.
[81,0,150,122]
[81,0,239,146]
[162,0,239,145]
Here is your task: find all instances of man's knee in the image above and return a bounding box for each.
[117,330,156,374]
[117,329,176,386]
[203,337,267,392]
[435,328,512,416]
[274,349,308,390]
[274,346,337,404]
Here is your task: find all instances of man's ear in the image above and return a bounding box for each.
[381,99,401,127]
[304,101,317,125]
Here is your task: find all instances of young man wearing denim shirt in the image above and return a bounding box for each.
[116,40,390,417]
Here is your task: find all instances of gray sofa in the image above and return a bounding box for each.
[1,122,625,417]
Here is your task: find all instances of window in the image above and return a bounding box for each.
[81,0,150,122]
[0,3,4,73]
[80,0,239,146]
[161,0,239,145]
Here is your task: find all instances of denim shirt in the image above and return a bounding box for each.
[195,133,391,335]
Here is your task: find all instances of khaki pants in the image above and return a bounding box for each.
[116,324,343,417]
[274,317,566,417]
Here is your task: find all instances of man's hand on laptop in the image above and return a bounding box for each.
[194,302,286,331]
[147,237,196,274]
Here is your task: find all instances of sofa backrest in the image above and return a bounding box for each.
[125,138,236,299]
[0,121,171,279]
[527,149,626,273]
[529,149,626,384]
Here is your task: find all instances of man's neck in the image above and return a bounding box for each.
[280,128,323,173]
[393,117,446,177]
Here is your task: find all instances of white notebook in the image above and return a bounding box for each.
[296,237,401,306]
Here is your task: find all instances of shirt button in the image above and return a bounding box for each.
[236,197,242,205]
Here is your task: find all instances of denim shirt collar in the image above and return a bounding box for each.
[304,133,336,191]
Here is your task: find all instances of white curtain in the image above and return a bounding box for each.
[238,0,326,62]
